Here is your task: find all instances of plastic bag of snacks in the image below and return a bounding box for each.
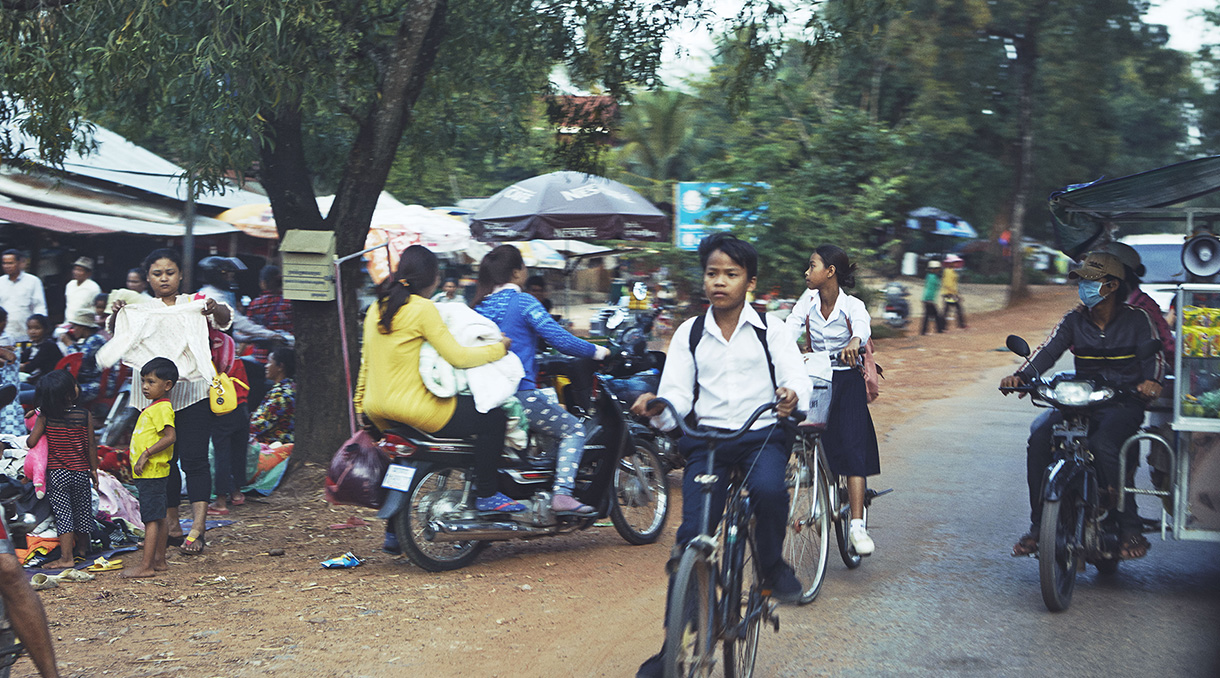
[1184,327,1206,357]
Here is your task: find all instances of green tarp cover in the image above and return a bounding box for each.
[1049,155,1220,259]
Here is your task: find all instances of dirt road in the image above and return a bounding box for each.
[23,285,1088,678]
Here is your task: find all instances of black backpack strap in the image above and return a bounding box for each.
[752,313,777,391]
[687,315,706,423]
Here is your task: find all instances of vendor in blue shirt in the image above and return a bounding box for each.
[473,245,610,517]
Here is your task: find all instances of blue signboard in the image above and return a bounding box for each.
[673,182,768,251]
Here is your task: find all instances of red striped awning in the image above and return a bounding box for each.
[0,203,112,234]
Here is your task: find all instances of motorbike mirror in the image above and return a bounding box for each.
[606,309,627,330]
[1136,339,1162,361]
[1006,335,1031,358]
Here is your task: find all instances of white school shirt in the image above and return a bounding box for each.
[784,289,871,371]
[0,272,47,342]
[652,305,811,432]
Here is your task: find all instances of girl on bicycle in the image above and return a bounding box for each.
[473,245,609,517]
[785,245,881,555]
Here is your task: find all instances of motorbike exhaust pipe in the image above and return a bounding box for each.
[428,519,550,542]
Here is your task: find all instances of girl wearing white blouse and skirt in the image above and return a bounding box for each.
[785,245,881,555]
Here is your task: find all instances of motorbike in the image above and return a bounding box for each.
[1003,334,1161,611]
[882,281,909,328]
[375,359,671,572]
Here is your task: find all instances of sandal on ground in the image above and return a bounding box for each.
[230,494,246,506]
[552,494,596,517]
[1012,532,1038,557]
[1119,532,1150,560]
[180,533,206,555]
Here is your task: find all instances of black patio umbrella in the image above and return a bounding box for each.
[469,171,669,242]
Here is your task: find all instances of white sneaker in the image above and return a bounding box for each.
[849,524,875,556]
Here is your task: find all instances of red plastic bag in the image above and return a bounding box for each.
[324,430,389,508]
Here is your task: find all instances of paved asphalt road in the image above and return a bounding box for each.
[759,362,1220,678]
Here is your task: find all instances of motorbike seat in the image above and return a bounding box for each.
[383,423,468,446]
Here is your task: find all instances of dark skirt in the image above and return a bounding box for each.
[821,368,881,478]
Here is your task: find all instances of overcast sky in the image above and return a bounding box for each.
[658,0,1219,86]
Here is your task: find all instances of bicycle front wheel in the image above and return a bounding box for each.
[665,549,717,678]
[785,448,831,603]
[722,515,761,678]
[833,475,863,569]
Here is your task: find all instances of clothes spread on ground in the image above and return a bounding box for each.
[419,303,524,412]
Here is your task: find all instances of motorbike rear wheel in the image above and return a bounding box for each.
[785,445,831,603]
[1038,496,1083,611]
[664,549,716,678]
[610,440,669,545]
[394,466,487,572]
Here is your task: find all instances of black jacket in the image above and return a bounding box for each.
[1017,303,1166,388]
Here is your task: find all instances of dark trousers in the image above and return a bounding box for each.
[433,395,507,497]
[675,425,791,575]
[920,301,944,334]
[942,298,967,328]
[167,399,213,505]
[1026,402,1144,533]
[211,402,250,496]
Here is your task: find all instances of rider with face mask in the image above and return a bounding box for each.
[1000,251,1166,561]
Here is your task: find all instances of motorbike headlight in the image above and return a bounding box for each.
[1039,381,1115,407]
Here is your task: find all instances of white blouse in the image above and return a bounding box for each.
[785,289,871,370]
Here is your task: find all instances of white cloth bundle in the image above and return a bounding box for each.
[419,303,523,413]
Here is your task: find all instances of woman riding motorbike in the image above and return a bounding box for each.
[354,245,521,533]
[473,245,610,517]
[999,251,1166,560]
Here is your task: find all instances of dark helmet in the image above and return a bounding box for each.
[198,256,247,288]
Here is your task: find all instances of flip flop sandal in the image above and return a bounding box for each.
[30,573,59,591]
[180,534,206,555]
[53,569,95,582]
[230,495,246,506]
[1012,532,1039,557]
[86,560,123,572]
[1119,533,1151,560]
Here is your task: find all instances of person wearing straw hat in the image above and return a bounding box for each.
[999,251,1166,560]
[62,309,106,402]
[940,254,967,329]
[63,257,102,326]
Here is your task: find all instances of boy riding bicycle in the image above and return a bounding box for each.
[631,233,811,677]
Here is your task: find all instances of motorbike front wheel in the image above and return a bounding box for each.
[610,440,670,545]
[393,466,487,572]
[1038,496,1083,611]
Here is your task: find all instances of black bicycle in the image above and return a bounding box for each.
[650,399,781,678]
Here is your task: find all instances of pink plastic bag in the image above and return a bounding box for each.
[23,410,47,499]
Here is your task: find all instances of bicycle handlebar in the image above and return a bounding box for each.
[647,398,778,441]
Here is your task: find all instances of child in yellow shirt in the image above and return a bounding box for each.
[123,358,177,578]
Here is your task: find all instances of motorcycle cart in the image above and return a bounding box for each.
[1121,283,1220,545]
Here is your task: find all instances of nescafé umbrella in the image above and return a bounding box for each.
[470,171,668,242]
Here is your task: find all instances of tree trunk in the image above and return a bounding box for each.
[258,0,450,465]
[1005,16,1040,305]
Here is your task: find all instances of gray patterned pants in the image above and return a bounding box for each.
[519,389,586,495]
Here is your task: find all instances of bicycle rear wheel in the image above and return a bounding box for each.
[722,509,761,678]
[665,549,717,678]
[785,445,831,603]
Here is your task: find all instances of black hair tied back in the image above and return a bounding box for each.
[814,244,857,289]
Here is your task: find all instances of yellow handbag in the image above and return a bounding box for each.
[210,373,248,415]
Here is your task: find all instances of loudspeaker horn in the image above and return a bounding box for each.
[1183,233,1220,278]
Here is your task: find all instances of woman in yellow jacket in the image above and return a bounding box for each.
[354,246,523,529]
